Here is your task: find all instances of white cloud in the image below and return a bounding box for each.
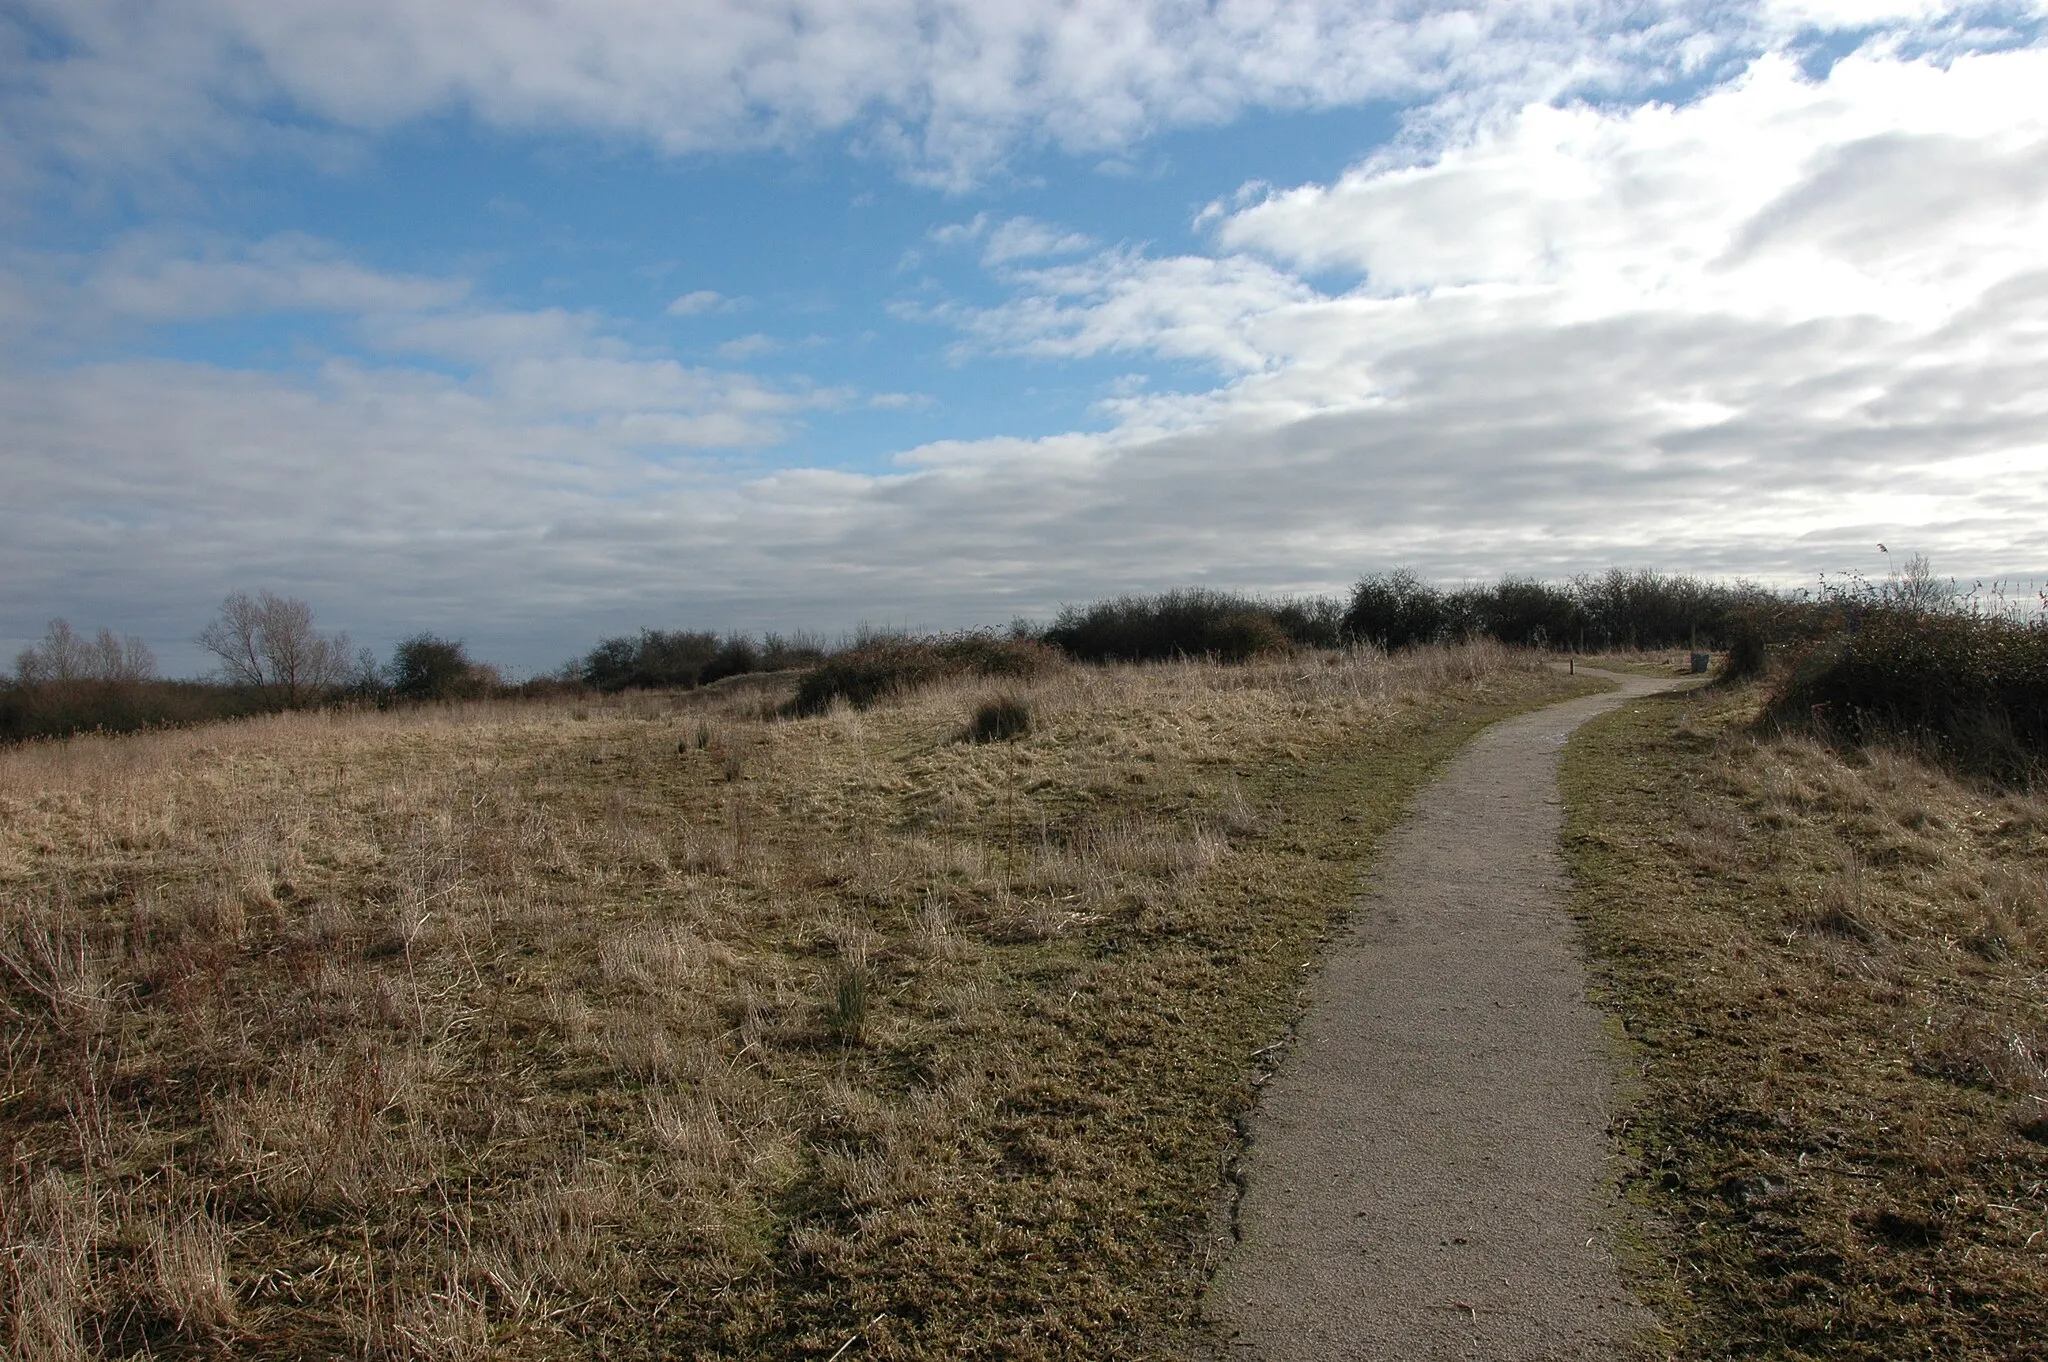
[930,213,990,247]
[716,332,778,361]
[932,212,1097,264]
[982,216,1096,265]
[82,231,469,320]
[945,250,1319,373]
[1216,48,2048,324]
[14,1,2026,188]
[666,289,736,316]
[868,390,935,410]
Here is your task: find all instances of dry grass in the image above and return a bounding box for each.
[2,644,1574,1359]
[1563,684,2048,1360]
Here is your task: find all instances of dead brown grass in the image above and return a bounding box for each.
[1563,684,2048,1360]
[2,644,1573,1359]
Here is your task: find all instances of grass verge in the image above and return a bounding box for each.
[3,646,1588,1360]
[1562,683,2048,1360]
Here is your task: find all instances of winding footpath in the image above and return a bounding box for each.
[1203,669,1684,1361]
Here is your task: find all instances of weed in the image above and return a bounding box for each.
[825,962,872,1046]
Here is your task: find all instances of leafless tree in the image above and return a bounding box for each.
[197,591,351,703]
[14,619,156,688]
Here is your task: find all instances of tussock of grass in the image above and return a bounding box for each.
[966,695,1032,744]
[1563,684,2048,1359]
[2,643,1575,1358]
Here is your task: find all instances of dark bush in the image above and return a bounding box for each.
[1044,589,1308,662]
[582,629,722,691]
[0,680,281,744]
[390,633,488,701]
[1270,597,1348,649]
[1473,578,1585,648]
[1770,607,2048,780]
[967,694,1032,743]
[1344,570,1462,649]
[1719,613,1769,682]
[700,635,759,686]
[1341,567,1780,652]
[787,633,1055,717]
[759,632,829,671]
[581,628,824,693]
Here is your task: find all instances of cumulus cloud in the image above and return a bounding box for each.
[14,0,2024,188]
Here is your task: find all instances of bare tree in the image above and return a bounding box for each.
[197,591,351,703]
[1890,553,1952,612]
[15,619,156,688]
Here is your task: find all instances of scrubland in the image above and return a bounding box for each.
[1,643,1575,1359]
[1565,683,2048,1358]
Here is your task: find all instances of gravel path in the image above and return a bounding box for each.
[1203,670,1681,1360]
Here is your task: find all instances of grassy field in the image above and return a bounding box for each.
[1,644,1587,1360]
[1563,682,2048,1359]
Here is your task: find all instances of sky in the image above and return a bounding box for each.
[4,1,2046,676]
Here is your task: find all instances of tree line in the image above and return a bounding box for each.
[11,564,2021,743]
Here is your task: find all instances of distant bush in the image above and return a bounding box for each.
[967,695,1032,743]
[0,679,279,744]
[1470,578,1585,648]
[788,633,1055,716]
[1343,570,1464,649]
[1344,567,1773,652]
[2,617,245,742]
[390,633,499,701]
[197,591,353,703]
[582,628,827,692]
[1771,607,2048,780]
[1044,589,1314,662]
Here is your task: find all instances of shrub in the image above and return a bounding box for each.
[1044,589,1308,662]
[197,591,352,703]
[1472,578,1585,648]
[787,633,1055,717]
[1344,570,1461,649]
[1719,614,1769,682]
[0,680,278,744]
[1770,607,2048,780]
[581,629,825,693]
[389,633,493,701]
[967,695,1032,743]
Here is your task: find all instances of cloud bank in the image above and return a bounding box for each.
[12,0,2011,188]
[3,7,2044,670]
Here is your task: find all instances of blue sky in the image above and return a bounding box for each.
[5,2,2046,675]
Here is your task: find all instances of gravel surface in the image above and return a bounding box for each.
[1203,670,1681,1360]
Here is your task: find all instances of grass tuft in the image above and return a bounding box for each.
[966,694,1032,743]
